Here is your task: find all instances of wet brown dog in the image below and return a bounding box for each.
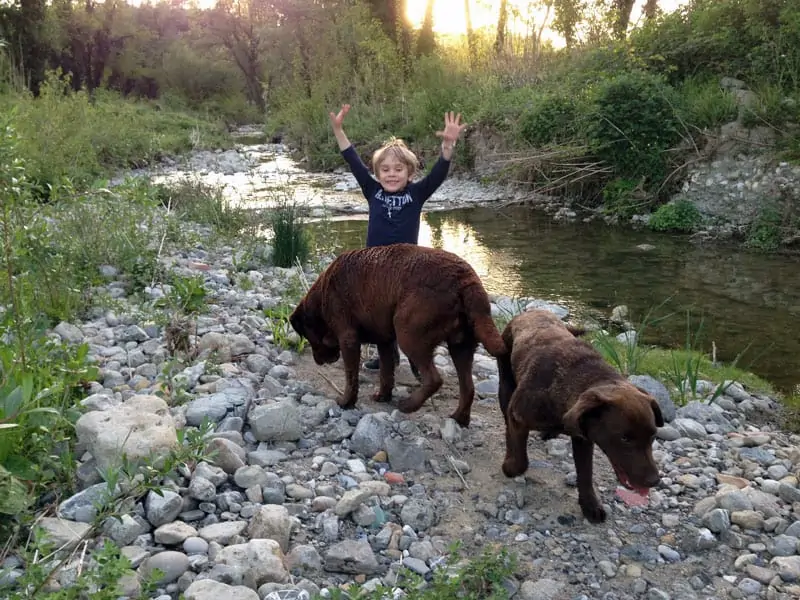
[289,244,507,427]
[497,309,663,523]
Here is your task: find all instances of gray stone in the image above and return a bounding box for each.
[350,413,391,457]
[323,539,380,574]
[250,401,302,442]
[629,375,676,422]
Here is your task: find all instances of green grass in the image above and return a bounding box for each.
[2,75,231,195]
[588,330,773,397]
[782,393,800,433]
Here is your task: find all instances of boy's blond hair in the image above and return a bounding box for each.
[371,137,420,178]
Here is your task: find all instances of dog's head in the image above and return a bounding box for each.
[289,299,340,365]
[563,382,663,495]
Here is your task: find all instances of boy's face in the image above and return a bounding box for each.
[377,154,410,193]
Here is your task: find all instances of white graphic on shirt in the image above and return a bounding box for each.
[375,189,413,219]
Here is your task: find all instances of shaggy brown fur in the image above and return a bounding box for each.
[290,244,507,426]
[497,310,664,523]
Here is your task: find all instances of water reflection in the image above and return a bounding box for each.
[309,206,800,393]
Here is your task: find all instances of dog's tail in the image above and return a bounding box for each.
[461,283,508,357]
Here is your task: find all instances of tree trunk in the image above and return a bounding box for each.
[494,0,508,56]
[533,1,553,63]
[612,0,636,39]
[643,0,659,21]
[464,0,476,67]
[416,0,435,55]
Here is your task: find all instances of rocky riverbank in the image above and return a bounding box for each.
[6,217,800,600]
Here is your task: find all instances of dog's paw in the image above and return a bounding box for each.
[396,397,419,413]
[371,391,393,404]
[449,410,470,428]
[501,456,528,478]
[579,499,607,523]
[337,395,358,410]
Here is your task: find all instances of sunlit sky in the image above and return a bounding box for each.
[406,0,690,42]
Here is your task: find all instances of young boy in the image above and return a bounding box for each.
[328,103,467,374]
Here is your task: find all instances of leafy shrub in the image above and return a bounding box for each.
[602,177,649,218]
[585,71,682,185]
[745,207,783,251]
[268,193,310,268]
[678,77,739,129]
[519,92,580,147]
[648,199,702,232]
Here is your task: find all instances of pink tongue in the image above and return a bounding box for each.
[615,486,650,507]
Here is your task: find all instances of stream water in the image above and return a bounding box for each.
[150,139,800,394]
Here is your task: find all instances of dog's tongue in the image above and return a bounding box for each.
[615,486,650,507]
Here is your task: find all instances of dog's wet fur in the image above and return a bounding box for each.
[497,310,664,523]
[290,244,507,427]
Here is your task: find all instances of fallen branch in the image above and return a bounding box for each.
[316,368,343,397]
[448,455,470,489]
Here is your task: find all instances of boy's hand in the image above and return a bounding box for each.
[329,104,351,131]
[436,111,467,144]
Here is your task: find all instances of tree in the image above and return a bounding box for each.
[494,0,508,56]
[611,0,636,39]
[643,0,659,20]
[0,0,47,94]
[207,0,273,112]
[416,0,435,55]
[552,0,584,48]
[464,0,476,67]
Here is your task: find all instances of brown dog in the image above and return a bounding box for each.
[289,244,507,426]
[497,309,663,523]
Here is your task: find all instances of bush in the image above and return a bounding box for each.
[268,193,310,268]
[519,92,580,147]
[602,177,650,218]
[745,207,783,251]
[8,71,230,194]
[585,71,682,186]
[648,199,702,232]
[678,77,739,130]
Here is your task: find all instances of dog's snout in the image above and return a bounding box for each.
[643,470,661,488]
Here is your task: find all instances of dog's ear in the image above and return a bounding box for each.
[289,306,305,338]
[649,396,664,428]
[633,386,665,428]
[563,390,609,438]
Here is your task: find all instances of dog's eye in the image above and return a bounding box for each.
[620,435,631,443]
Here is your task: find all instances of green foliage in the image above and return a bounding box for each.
[4,539,142,600]
[269,193,311,269]
[602,178,649,219]
[677,77,739,130]
[518,92,580,147]
[630,0,800,92]
[585,71,682,185]
[5,71,229,194]
[0,328,99,526]
[264,304,307,352]
[332,543,517,600]
[745,206,783,252]
[648,199,702,232]
[1,421,213,599]
[153,178,249,238]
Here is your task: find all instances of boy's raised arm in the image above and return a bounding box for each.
[330,103,377,197]
[329,104,353,151]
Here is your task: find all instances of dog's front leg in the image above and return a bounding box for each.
[339,334,361,409]
[571,436,606,523]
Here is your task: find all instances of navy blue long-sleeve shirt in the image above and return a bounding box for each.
[341,145,451,247]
